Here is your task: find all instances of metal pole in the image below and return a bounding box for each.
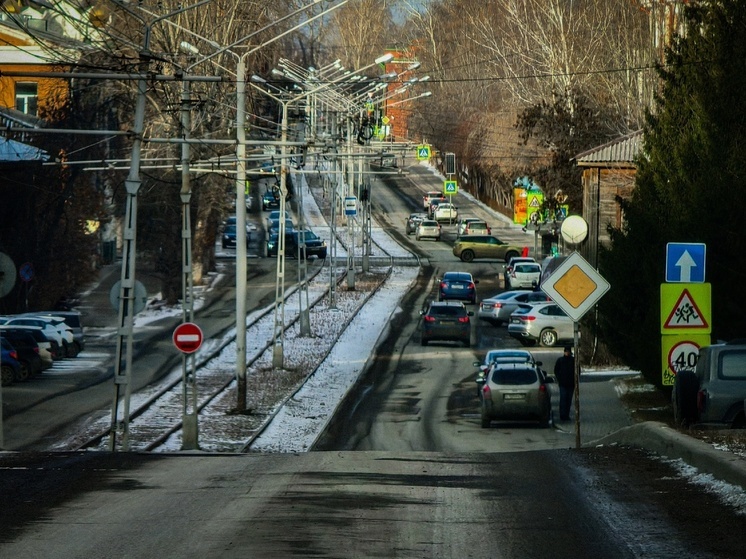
[180,75,198,450]
[235,57,248,410]
[272,102,289,368]
[346,119,355,289]
[574,322,581,449]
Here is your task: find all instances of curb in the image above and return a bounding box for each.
[590,421,746,490]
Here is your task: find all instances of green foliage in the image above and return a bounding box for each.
[598,0,746,386]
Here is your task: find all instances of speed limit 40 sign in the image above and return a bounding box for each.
[661,334,710,386]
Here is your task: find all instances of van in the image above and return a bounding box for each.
[672,340,746,427]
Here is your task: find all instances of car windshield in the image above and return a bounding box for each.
[491,368,538,385]
[295,231,319,241]
[224,225,236,234]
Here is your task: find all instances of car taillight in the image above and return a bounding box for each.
[539,384,547,394]
[482,385,491,398]
[424,315,436,323]
[494,302,503,308]
[440,282,447,289]
[33,347,40,354]
[518,315,536,321]
[458,316,469,323]
[10,349,18,360]
[468,282,475,289]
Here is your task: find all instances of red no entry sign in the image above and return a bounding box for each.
[173,322,204,354]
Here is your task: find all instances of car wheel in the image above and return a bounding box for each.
[539,329,558,347]
[480,410,491,428]
[66,342,79,358]
[15,362,31,382]
[540,406,552,427]
[435,236,440,242]
[460,250,475,263]
[415,235,420,241]
[504,250,519,263]
[464,338,471,348]
[1,365,14,387]
[672,370,699,426]
[421,337,428,346]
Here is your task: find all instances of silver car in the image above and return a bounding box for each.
[477,290,550,325]
[479,362,553,427]
[507,301,574,347]
[416,219,441,241]
[506,262,542,290]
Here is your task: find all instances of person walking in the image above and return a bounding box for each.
[554,346,576,421]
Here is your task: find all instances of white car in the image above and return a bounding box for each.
[506,262,542,289]
[415,219,441,241]
[433,203,458,222]
[0,316,68,357]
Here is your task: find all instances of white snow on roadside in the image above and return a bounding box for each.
[664,458,746,516]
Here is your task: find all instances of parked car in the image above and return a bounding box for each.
[477,290,551,325]
[457,217,483,236]
[672,340,746,428]
[423,190,445,210]
[42,310,85,355]
[460,220,491,236]
[478,362,553,428]
[0,316,65,358]
[438,271,478,304]
[473,349,540,396]
[416,219,441,241]
[507,302,574,347]
[452,235,521,263]
[266,218,295,238]
[427,198,448,218]
[0,332,43,380]
[506,262,542,290]
[405,212,427,235]
[222,224,237,248]
[0,326,55,366]
[432,203,458,223]
[266,210,291,229]
[267,230,327,259]
[261,189,280,211]
[1,337,22,386]
[420,301,473,347]
[22,314,76,357]
[503,256,537,285]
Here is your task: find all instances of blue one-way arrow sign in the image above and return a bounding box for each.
[666,242,706,283]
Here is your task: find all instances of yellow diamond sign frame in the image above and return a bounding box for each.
[541,251,610,322]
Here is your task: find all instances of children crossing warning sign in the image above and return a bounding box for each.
[660,283,711,334]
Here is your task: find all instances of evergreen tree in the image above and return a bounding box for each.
[598,0,746,386]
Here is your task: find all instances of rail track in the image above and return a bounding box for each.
[62,234,398,453]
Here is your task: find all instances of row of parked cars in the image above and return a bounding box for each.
[0,311,85,386]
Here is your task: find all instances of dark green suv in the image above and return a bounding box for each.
[266,230,327,259]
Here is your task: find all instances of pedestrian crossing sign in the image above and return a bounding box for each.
[416,145,431,160]
[660,283,711,334]
[444,180,458,194]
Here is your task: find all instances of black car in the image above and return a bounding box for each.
[420,301,473,347]
[267,230,327,259]
[261,189,280,211]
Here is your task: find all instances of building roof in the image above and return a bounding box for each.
[573,129,643,168]
[0,136,48,162]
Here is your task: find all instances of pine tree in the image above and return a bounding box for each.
[598,0,746,385]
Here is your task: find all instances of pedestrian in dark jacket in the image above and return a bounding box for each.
[554,346,575,421]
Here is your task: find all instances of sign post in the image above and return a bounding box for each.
[173,322,203,450]
[661,243,710,386]
[542,251,610,448]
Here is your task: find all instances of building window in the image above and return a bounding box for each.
[15,82,38,115]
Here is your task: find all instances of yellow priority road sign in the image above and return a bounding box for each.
[660,283,711,334]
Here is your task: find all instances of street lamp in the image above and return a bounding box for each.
[251,52,394,368]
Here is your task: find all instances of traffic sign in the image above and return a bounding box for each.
[661,334,710,386]
[173,322,204,354]
[344,196,357,216]
[666,242,706,283]
[541,251,610,322]
[660,283,711,334]
[19,262,34,282]
[444,180,458,194]
[416,145,431,160]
